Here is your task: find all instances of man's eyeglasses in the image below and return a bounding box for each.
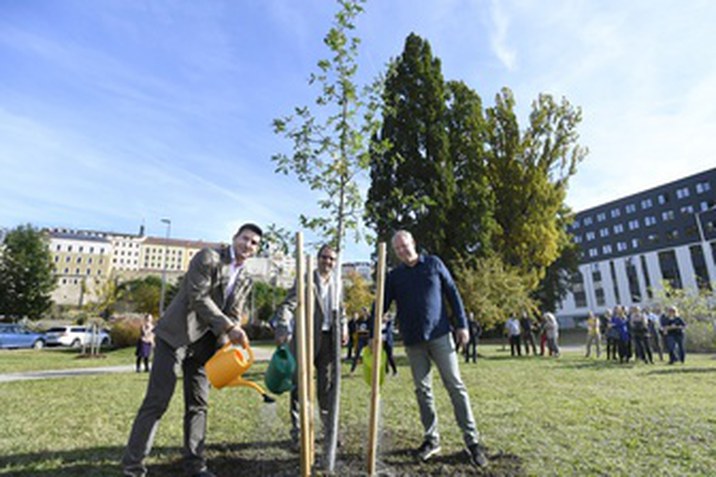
[320,255,336,261]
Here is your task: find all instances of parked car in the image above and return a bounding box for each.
[0,323,46,349]
[43,326,112,348]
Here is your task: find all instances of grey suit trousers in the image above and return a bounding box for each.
[289,329,336,440]
[122,333,216,477]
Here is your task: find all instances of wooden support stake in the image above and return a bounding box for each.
[305,254,316,468]
[295,233,311,477]
[366,242,387,476]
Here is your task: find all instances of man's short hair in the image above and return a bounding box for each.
[235,223,263,238]
[317,244,336,258]
[391,229,414,244]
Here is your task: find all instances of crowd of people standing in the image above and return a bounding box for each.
[597,304,687,365]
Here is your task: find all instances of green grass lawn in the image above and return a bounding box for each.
[1,345,715,476]
[0,342,277,374]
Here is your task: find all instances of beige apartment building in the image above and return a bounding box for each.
[48,230,113,306]
[45,227,298,306]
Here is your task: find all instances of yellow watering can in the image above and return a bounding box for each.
[205,343,275,403]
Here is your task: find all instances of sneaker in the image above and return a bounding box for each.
[416,440,441,461]
[467,443,488,468]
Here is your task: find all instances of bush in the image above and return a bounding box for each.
[109,316,142,348]
[685,320,716,353]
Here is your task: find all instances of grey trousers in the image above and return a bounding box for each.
[290,330,335,439]
[404,333,480,448]
[122,334,216,477]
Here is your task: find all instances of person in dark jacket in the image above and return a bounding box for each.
[374,230,487,468]
[464,313,481,364]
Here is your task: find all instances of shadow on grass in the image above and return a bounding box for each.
[644,366,716,376]
[0,441,526,477]
[372,445,524,476]
[0,440,302,477]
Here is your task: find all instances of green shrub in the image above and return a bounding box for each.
[109,316,141,348]
[685,320,716,353]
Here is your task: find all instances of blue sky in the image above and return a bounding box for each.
[1,0,715,261]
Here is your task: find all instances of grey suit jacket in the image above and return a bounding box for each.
[274,269,346,360]
[155,246,253,349]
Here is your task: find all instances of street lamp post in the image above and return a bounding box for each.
[159,218,171,316]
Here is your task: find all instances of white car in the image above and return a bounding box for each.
[44,326,111,348]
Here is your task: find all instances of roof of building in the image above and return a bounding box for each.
[142,236,224,249]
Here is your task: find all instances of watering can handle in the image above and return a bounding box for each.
[219,341,255,365]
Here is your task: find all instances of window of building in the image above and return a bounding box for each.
[573,235,582,244]
[86,269,91,275]
[589,248,598,258]
[625,203,637,214]
[54,256,59,262]
[600,228,609,238]
[628,219,640,230]
[641,198,653,209]
[98,270,102,275]
[609,261,621,303]
[657,192,669,205]
[79,246,84,252]
[613,224,624,234]
[661,210,675,221]
[90,247,94,253]
[595,287,606,307]
[665,229,679,241]
[88,258,92,264]
[586,231,596,241]
[61,278,67,284]
[675,187,690,199]
[690,245,711,290]
[617,242,627,252]
[76,257,82,263]
[75,268,80,274]
[658,250,682,289]
[68,245,73,252]
[700,200,715,211]
[597,212,606,222]
[625,258,642,303]
[647,233,660,244]
[571,272,587,308]
[610,208,621,218]
[696,181,711,194]
[56,244,61,251]
[63,268,69,274]
[640,255,653,299]
[644,216,657,226]
[602,244,612,254]
[680,205,694,214]
[632,238,641,249]
[100,248,104,254]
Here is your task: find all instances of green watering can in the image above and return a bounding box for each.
[265,344,296,394]
[362,346,387,386]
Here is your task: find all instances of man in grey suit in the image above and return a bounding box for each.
[122,223,262,477]
[273,244,347,448]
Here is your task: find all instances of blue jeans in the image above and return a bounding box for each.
[404,333,480,447]
[666,334,686,363]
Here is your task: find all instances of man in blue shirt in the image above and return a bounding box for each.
[381,230,487,468]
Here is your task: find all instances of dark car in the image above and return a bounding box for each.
[0,323,46,349]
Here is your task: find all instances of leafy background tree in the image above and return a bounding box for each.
[343,270,373,316]
[366,33,454,261]
[366,34,587,328]
[0,224,56,320]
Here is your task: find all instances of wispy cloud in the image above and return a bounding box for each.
[488,0,517,71]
